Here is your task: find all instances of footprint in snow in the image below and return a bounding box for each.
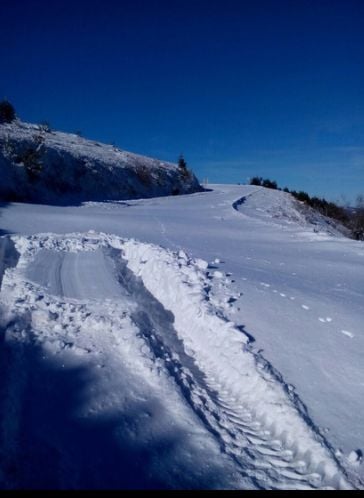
[348,449,363,465]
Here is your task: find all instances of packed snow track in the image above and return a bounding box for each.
[0,232,357,489]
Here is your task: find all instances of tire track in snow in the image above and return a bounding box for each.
[0,233,358,489]
[122,238,356,489]
[105,248,345,489]
[1,241,246,489]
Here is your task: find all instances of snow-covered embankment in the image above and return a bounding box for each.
[0,121,202,204]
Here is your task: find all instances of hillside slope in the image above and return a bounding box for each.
[233,186,351,238]
[0,121,202,204]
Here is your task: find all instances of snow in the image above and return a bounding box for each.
[0,121,201,204]
[0,183,363,489]
[348,451,363,466]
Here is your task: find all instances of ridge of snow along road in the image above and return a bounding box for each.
[0,232,359,489]
[121,238,355,489]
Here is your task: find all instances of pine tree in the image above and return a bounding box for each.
[178,154,190,179]
[178,154,187,171]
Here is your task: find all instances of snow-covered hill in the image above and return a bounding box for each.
[0,121,202,203]
[233,186,351,238]
[0,185,363,490]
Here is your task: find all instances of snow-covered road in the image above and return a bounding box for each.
[27,248,126,300]
[0,185,363,489]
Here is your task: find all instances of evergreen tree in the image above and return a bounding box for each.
[178,154,190,179]
[0,100,16,123]
[178,154,187,171]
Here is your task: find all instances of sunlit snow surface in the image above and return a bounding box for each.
[0,185,363,489]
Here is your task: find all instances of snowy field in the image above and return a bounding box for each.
[0,184,363,489]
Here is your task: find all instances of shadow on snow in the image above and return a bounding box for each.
[0,323,227,490]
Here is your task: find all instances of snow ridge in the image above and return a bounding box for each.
[122,238,354,489]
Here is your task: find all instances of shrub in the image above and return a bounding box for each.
[352,211,364,240]
[262,178,278,189]
[135,165,151,185]
[16,147,43,180]
[39,121,51,133]
[250,176,263,186]
[250,177,277,189]
[0,100,16,124]
[295,191,311,203]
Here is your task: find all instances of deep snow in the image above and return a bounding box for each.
[0,185,363,489]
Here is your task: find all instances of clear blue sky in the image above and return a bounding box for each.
[1,0,363,203]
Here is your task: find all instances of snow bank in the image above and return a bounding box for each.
[0,121,202,204]
[122,238,353,489]
[0,236,19,288]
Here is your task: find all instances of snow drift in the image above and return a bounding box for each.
[0,121,202,204]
